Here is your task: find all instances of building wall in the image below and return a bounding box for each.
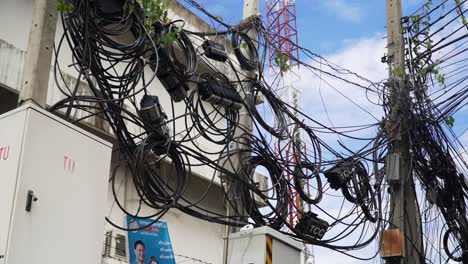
[103,160,226,264]
[0,1,237,263]
[0,0,238,184]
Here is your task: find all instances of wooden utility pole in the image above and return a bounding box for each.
[384,0,424,263]
[19,0,57,107]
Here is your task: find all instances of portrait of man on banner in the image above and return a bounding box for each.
[127,216,176,264]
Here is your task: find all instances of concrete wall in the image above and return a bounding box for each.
[0,1,239,263]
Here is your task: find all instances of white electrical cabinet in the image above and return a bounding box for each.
[228,226,302,264]
[0,104,113,264]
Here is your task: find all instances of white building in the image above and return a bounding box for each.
[0,1,244,263]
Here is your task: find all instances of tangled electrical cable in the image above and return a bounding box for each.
[46,0,468,262]
[398,1,468,262]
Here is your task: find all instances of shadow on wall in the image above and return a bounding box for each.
[0,85,18,115]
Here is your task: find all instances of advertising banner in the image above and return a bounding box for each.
[127,216,176,264]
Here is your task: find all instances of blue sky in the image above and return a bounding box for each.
[180,0,425,54]
[178,0,465,149]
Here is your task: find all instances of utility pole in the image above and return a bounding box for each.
[227,0,258,232]
[238,0,257,139]
[19,0,57,107]
[225,0,258,224]
[384,0,424,263]
[222,1,258,263]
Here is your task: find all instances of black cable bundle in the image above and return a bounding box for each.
[132,136,190,210]
[231,29,259,71]
[50,1,468,261]
[239,154,289,230]
[293,162,323,205]
[151,21,197,102]
[186,72,240,146]
[247,81,288,139]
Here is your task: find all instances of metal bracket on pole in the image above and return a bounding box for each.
[385,153,401,184]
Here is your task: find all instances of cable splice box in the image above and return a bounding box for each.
[295,212,329,240]
[94,0,125,18]
[139,95,170,138]
[150,21,194,102]
[202,40,228,62]
[323,161,353,190]
[198,80,242,110]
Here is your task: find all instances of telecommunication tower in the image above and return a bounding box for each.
[266,0,302,223]
[265,1,313,264]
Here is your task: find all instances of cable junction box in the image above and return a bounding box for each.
[295,212,329,240]
[323,161,353,190]
[0,104,112,264]
[198,80,243,110]
[202,40,228,62]
[227,226,302,264]
[94,0,126,18]
[139,95,170,138]
[386,153,401,184]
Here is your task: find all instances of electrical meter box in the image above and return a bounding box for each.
[0,104,113,264]
[227,226,302,264]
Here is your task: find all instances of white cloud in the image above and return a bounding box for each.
[283,34,387,263]
[290,34,387,143]
[325,35,387,82]
[294,21,468,262]
[322,0,366,23]
[262,3,468,262]
[260,34,387,263]
[460,130,468,145]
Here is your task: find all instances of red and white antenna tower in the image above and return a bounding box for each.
[266,0,302,224]
[266,1,315,264]
[266,0,299,73]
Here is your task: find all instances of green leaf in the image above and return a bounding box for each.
[418,67,428,76]
[274,52,291,73]
[141,0,171,33]
[411,15,421,23]
[241,42,248,50]
[426,40,432,50]
[425,0,432,9]
[157,28,180,48]
[445,116,455,127]
[435,73,445,87]
[400,25,406,33]
[57,0,74,12]
[124,0,135,14]
[393,66,405,78]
